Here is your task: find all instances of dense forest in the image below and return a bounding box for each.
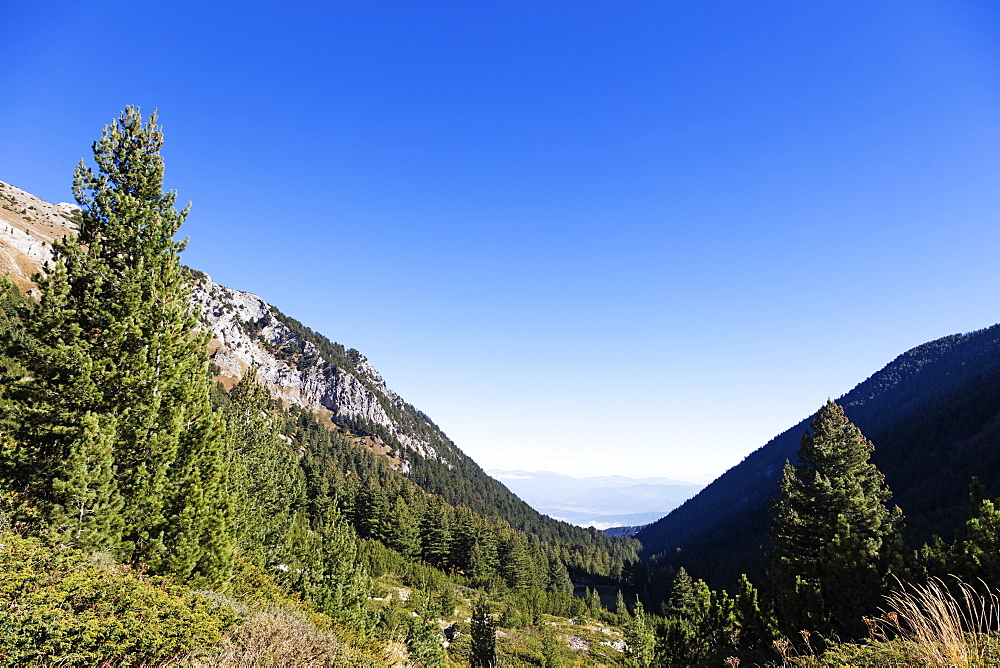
[3,108,1000,666]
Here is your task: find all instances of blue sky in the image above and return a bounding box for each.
[2,1,999,481]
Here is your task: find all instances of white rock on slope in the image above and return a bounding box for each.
[0,180,445,468]
[191,275,441,465]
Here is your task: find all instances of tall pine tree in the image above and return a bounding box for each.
[770,400,901,638]
[0,107,232,583]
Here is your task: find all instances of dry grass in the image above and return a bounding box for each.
[867,576,1000,666]
[176,595,362,667]
[206,606,350,666]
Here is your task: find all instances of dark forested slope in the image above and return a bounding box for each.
[637,324,1000,589]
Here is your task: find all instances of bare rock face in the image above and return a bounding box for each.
[0,180,79,292]
[190,275,441,464]
[0,180,446,469]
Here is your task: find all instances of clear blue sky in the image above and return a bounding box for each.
[2,1,999,481]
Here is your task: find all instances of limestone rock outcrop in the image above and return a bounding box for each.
[0,180,447,468]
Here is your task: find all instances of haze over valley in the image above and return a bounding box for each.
[489,470,704,529]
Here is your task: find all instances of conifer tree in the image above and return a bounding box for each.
[407,613,446,667]
[225,368,304,566]
[0,107,232,582]
[419,499,453,566]
[770,400,901,637]
[615,588,628,617]
[468,535,501,588]
[623,599,656,667]
[386,495,420,557]
[733,574,777,653]
[546,552,574,595]
[919,477,1000,588]
[665,567,697,617]
[470,599,498,667]
[500,531,538,592]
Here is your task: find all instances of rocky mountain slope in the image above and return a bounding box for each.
[0,179,459,474]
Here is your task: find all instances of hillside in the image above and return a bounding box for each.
[636,323,1000,588]
[0,178,629,554]
[0,164,650,666]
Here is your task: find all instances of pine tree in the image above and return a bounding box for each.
[920,477,1000,588]
[540,621,561,668]
[623,599,656,667]
[386,495,420,558]
[664,567,697,617]
[733,574,777,654]
[0,107,232,582]
[770,400,901,637]
[419,499,453,567]
[407,613,446,667]
[615,588,628,618]
[546,553,574,595]
[225,368,305,567]
[470,599,498,667]
[499,530,537,592]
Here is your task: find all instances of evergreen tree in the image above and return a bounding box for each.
[733,574,777,654]
[225,368,304,567]
[386,495,421,558]
[546,553,574,595]
[622,599,656,667]
[314,514,376,634]
[470,599,497,667]
[918,477,1000,588]
[355,480,391,542]
[539,621,561,668]
[770,400,901,637]
[468,534,501,589]
[0,107,232,582]
[407,613,445,667]
[419,498,453,567]
[499,530,537,592]
[664,566,697,617]
[615,588,628,618]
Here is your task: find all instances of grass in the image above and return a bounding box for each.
[815,577,1000,667]
[870,576,1000,665]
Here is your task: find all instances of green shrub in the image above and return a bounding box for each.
[0,532,237,666]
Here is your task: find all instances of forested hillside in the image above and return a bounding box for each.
[636,324,1000,588]
[0,109,644,666]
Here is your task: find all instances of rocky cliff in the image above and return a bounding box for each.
[0,179,451,470]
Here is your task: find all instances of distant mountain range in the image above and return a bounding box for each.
[489,469,704,529]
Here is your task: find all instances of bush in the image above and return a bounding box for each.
[201,602,355,666]
[0,532,236,666]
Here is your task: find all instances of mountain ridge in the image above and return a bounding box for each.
[636,320,1000,587]
[0,179,593,537]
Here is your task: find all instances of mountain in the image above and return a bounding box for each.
[636,323,1000,589]
[0,179,624,545]
[490,469,703,529]
[0,165,641,666]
